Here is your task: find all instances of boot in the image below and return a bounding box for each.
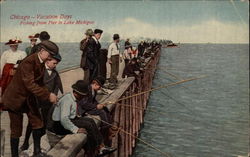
[20,123,32,151]
[32,128,46,157]
[10,137,19,157]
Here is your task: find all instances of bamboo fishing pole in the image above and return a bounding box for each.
[86,113,173,157]
[107,75,207,105]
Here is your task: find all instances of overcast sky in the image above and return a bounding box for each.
[0,0,249,43]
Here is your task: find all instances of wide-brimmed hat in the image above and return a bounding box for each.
[94,29,103,34]
[85,29,94,36]
[39,40,59,55]
[92,76,105,87]
[39,31,50,41]
[72,80,89,95]
[52,53,62,62]
[5,39,22,45]
[28,33,40,39]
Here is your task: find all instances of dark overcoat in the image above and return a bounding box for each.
[85,37,101,70]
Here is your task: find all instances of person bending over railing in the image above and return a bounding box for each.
[48,80,116,157]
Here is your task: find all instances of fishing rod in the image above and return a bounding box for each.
[107,75,207,105]
[85,113,173,157]
[155,69,202,95]
[146,65,195,72]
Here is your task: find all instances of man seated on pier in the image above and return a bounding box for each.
[122,58,142,88]
[78,76,111,131]
[50,80,116,156]
[122,58,141,79]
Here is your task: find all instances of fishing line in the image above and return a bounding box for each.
[86,113,173,157]
[106,75,207,105]
[230,0,247,26]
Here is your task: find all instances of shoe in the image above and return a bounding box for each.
[32,152,51,157]
[102,88,114,95]
[97,88,109,95]
[107,83,117,90]
[96,146,117,157]
[20,143,29,151]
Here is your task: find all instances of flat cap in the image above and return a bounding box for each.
[39,40,59,55]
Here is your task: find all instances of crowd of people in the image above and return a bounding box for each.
[0,29,161,157]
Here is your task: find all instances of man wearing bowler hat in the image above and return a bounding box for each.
[85,29,103,83]
[2,40,59,157]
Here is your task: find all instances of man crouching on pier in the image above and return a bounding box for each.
[50,80,116,157]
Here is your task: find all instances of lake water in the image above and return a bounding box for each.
[133,44,249,157]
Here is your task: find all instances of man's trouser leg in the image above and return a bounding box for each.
[110,55,119,84]
[20,123,32,151]
[83,68,90,83]
[8,111,23,157]
[71,117,103,150]
[26,104,44,156]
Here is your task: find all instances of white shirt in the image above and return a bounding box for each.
[92,36,99,44]
[52,92,79,134]
[123,48,132,59]
[38,53,44,64]
[45,64,52,75]
[0,49,26,75]
[108,42,121,59]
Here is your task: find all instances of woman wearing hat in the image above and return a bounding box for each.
[25,33,39,56]
[0,39,26,97]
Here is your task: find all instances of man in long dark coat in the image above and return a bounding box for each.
[85,29,103,82]
[80,29,94,82]
[2,40,59,157]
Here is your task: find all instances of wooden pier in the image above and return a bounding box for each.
[0,46,161,157]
